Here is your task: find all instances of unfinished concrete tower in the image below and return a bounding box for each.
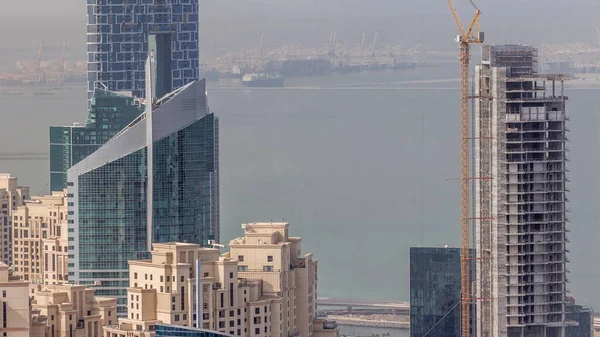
[474,45,569,337]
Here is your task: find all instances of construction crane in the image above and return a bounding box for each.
[328,29,337,57]
[371,31,379,60]
[259,32,265,57]
[445,1,483,337]
[36,40,44,71]
[60,40,68,73]
[360,32,367,62]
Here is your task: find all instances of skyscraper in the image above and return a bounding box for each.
[49,90,144,192]
[51,34,176,193]
[409,247,461,337]
[67,55,219,315]
[474,45,569,337]
[565,298,593,337]
[86,0,199,101]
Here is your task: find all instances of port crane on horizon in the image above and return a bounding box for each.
[445,1,483,337]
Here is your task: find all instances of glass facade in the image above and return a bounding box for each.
[566,303,593,337]
[86,0,199,101]
[155,324,230,337]
[410,247,461,337]
[68,80,219,315]
[153,114,217,244]
[49,89,144,192]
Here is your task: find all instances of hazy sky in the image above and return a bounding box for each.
[3,0,599,48]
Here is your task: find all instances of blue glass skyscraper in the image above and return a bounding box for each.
[86,0,199,101]
[68,56,219,315]
[49,90,144,192]
[410,247,475,337]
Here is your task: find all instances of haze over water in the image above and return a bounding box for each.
[1,62,600,313]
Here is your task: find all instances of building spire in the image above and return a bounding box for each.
[145,52,154,252]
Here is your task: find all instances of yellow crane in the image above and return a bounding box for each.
[444,1,483,337]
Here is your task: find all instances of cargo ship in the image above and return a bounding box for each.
[242,72,285,87]
[267,59,331,77]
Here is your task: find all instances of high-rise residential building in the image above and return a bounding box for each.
[474,45,569,337]
[43,219,69,285]
[409,247,461,337]
[0,174,30,265]
[68,54,218,315]
[29,282,118,337]
[12,191,68,284]
[86,0,199,101]
[103,222,338,337]
[49,90,144,192]
[0,262,32,336]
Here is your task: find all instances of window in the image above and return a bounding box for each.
[253,317,261,324]
[255,308,260,314]
[255,328,260,335]
[238,255,244,262]
[267,256,273,262]
[204,272,209,277]
[237,309,241,315]
[175,315,180,321]
[183,314,187,320]
[166,276,170,282]
[160,276,163,282]
[230,272,233,278]
[219,322,225,329]
[229,310,235,317]
[263,266,273,272]
[238,265,248,272]
[134,272,137,279]
[229,321,235,327]
[1,291,5,298]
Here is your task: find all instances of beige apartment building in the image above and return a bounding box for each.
[0,174,30,265]
[0,262,32,336]
[30,283,118,337]
[12,191,68,284]
[104,222,338,337]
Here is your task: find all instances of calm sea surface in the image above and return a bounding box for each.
[1,65,600,312]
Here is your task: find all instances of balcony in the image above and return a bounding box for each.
[291,259,306,270]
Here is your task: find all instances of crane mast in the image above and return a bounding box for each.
[444,1,483,337]
[360,32,366,62]
[60,40,68,74]
[36,40,44,71]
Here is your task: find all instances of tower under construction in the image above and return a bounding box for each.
[474,45,570,337]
